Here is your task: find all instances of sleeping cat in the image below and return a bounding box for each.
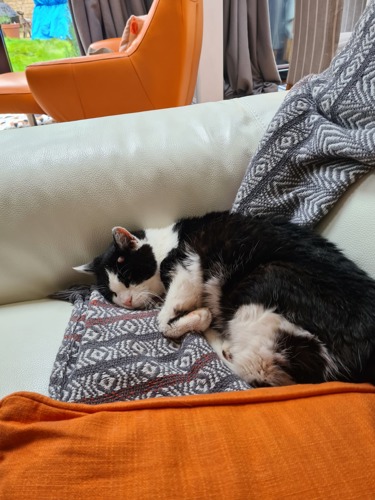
[75,211,375,387]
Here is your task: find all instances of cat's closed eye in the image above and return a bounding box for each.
[113,292,117,297]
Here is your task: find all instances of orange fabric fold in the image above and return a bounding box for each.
[1,382,375,499]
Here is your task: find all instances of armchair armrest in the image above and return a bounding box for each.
[88,38,121,54]
[25,52,152,122]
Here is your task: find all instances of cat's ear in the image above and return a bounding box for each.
[73,262,95,274]
[112,226,140,250]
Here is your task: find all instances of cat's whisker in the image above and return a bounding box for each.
[136,290,163,310]
[145,291,164,302]
[96,285,107,294]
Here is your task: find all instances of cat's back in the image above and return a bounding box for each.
[175,211,375,285]
[174,211,308,258]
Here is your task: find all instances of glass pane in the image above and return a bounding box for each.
[268,0,295,68]
[0,0,80,72]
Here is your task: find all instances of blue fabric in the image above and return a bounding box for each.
[31,0,72,40]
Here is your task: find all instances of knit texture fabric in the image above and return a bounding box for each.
[49,289,250,404]
[232,1,375,226]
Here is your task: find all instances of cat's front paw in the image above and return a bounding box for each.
[159,308,212,339]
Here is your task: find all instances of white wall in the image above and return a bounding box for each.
[195,0,223,103]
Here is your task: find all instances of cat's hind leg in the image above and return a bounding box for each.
[224,304,298,386]
[225,304,337,386]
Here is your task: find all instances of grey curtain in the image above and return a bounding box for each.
[286,0,344,88]
[341,0,367,31]
[69,0,280,96]
[223,0,280,98]
[69,0,153,53]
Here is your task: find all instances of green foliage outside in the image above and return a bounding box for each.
[0,16,12,24]
[4,36,80,72]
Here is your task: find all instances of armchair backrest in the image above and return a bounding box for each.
[126,0,203,108]
[25,0,203,121]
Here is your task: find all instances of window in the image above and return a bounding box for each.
[268,0,295,81]
[0,0,80,72]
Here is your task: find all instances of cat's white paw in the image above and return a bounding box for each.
[158,299,201,333]
[204,330,235,368]
[160,307,212,339]
[222,341,233,362]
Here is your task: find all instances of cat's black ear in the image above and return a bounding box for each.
[73,262,95,274]
[112,226,140,250]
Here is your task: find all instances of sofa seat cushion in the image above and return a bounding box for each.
[1,382,375,499]
[0,299,72,398]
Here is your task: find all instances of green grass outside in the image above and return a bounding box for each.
[4,37,81,72]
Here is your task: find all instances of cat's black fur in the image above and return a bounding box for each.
[85,229,153,303]
[80,211,375,386]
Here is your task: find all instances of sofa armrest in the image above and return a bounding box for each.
[88,38,121,54]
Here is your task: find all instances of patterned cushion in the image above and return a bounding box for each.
[119,15,147,52]
[49,289,249,403]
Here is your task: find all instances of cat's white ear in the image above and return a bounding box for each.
[73,262,95,274]
[112,226,140,250]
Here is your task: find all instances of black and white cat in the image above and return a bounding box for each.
[75,211,375,387]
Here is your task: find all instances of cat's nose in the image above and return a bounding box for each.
[123,297,133,308]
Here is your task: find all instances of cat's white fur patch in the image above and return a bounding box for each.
[107,270,164,309]
[144,225,178,265]
[158,251,204,334]
[204,276,223,328]
[224,304,297,386]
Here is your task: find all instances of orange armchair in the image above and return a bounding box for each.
[0,0,203,123]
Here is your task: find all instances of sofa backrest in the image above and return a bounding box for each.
[0,91,374,306]
[317,170,375,280]
[0,93,284,305]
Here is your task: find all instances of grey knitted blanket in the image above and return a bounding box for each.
[232,0,375,225]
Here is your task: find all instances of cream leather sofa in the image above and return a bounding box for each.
[1,91,375,399]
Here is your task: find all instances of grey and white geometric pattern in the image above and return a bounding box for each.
[232,1,375,226]
[49,290,250,404]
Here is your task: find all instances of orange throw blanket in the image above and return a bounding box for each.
[1,382,375,499]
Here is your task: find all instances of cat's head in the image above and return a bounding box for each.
[74,227,165,309]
